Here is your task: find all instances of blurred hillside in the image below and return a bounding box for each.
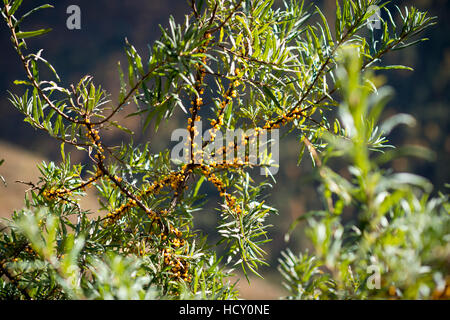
[0,140,46,217]
[0,0,449,298]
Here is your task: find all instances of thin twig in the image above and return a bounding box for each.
[207,0,245,34]
[93,62,163,125]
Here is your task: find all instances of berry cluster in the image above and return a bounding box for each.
[199,164,242,216]
[84,119,106,161]
[161,226,191,282]
[42,187,72,201]
[263,106,305,130]
[210,70,242,134]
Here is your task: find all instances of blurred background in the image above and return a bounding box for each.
[0,0,448,299]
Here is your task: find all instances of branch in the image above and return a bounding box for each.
[93,62,163,125]
[5,9,82,126]
[207,0,245,34]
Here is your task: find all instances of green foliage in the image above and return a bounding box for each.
[0,0,445,300]
[278,48,450,300]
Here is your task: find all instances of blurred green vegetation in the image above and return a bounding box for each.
[279,46,449,299]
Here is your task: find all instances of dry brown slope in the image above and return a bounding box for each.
[0,140,46,218]
[0,140,99,218]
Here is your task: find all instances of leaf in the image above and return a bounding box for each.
[8,0,23,16]
[371,65,413,71]
[393,38,429,51]
[375,145,436,165]
[87,83,96,112]
[13,79,32,86]
[262,86,280,109]
[219,26,224,43]
[316,6,333,46]
[380,113,416,134]
[29,50,61,82]
[110,121,134,135]
[388,173,433,193]
[224,101,233,125]
[60,142,65,162]
[297,138,306,166]
[284,211,326,242]
[16,28,52,39]
[193,176,205,197]
[117,61,127,103]
[32,88,40,121]
[15,4,54,27]
[335,0,342,40]
[0,158,5,185]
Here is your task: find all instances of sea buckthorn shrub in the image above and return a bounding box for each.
[0,0,445,299]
